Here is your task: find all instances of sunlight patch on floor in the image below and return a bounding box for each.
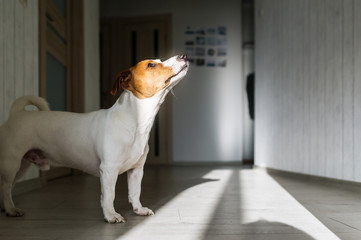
[116,168,341,240]
[239,169,340,239]
[116,169,233,240]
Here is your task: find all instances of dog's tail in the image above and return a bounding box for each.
[10,96,50,115]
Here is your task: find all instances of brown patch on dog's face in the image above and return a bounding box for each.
[111,60,175,99]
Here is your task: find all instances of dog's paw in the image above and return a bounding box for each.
[6,208,25,217]
[104,212,125,223]
[134,207,154,216]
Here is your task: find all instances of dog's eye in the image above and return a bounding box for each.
[147,63,156,68]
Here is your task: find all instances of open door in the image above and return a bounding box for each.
[39,0,84,181]
[101,15,173,165]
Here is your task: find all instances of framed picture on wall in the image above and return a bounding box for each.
[184,25,227,67]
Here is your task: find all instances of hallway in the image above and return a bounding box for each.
[1,166,360,240]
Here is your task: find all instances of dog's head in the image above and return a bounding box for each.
[111,55,189,99]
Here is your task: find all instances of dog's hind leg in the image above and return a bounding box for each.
[13,159,31,186]
[1,172,24,217]
[0,157,25,217]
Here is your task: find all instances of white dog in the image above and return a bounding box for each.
[0,55,189,223]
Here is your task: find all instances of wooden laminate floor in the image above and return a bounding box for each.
[1,166,361,240]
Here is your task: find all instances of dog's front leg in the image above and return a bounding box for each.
[100,167,124,223]
[127,166,154,216]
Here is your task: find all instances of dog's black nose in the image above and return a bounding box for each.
[177,54,188,61]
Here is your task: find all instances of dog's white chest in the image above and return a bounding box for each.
[113,135,149,174]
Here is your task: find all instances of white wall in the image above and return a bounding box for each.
[101,0,244,162]
[0,0,39,124]
[255,0,361,182]
[84,0,100,112]
[0,0,39,181]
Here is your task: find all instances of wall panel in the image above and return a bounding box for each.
[255,0,361,181]
[354,0,361,182]
[325,0,343,179]
[4,1,15,118]
[0,0,39,124]
[343,0,355,181]
[0,1,39,181]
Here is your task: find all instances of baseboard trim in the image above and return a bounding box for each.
[172,161,245,167]
[256,165,361,188]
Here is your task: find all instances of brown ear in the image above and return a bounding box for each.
[110,70,132,96]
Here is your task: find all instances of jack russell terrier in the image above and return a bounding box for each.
[0,55,189,223]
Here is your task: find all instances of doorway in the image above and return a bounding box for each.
[39,0,84,181]
[100,14,173,165]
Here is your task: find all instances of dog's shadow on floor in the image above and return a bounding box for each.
[6,166,320,240]
[97,165,221,237]
[113,165,220,216]
[3,166,219,239]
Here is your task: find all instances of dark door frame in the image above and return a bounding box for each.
[39,0,84,113]
[38,0,85,182]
